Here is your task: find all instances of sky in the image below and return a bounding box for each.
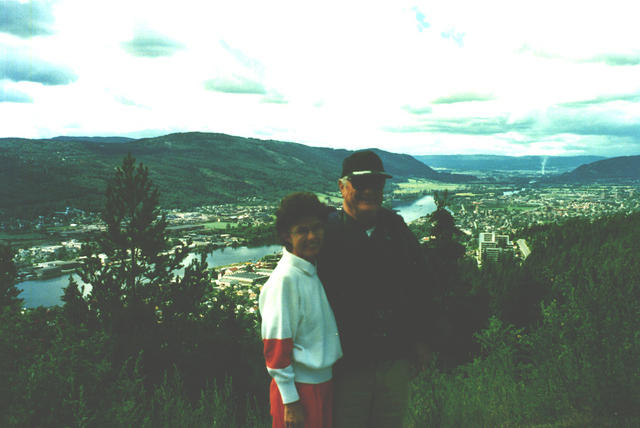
[1,0,640,157]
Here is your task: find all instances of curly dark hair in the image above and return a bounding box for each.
[275,192,328,246]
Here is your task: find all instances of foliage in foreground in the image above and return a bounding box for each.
[1,155,271,427]
[407,211,640,427]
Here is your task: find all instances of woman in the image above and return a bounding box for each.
[259,192,342,428]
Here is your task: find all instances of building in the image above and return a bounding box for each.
[516,239,531,260]
[217,271,270,288]
[478,232,514,265]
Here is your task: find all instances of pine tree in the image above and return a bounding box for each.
[426,191,485,367]
[79,154,177,326]
[0,243,22,313]
[74,154,210,371]
[429,190,464,254]
[61,275,90,326]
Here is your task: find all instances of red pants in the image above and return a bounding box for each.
[270,379,333,428]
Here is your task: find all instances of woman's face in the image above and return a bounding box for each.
[284,216,325,262]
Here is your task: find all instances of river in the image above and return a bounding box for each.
[17,195,436,307]
[17,244,281,308]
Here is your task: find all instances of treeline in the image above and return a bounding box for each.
[407,193,640,426]
[1,157,638,427]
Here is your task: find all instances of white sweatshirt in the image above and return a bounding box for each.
[259,248,343,404]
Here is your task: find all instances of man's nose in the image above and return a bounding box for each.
[306,228,321,240]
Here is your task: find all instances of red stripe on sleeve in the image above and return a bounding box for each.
[263,338,294,369]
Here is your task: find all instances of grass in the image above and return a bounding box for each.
[0,232,57,249]
[507,205,539,212]
[202,222,238,230]
[393,179,466,195]
[0,232,50,241]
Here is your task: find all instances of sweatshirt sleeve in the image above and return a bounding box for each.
[259,275,300,404]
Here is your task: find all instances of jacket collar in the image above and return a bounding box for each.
[281,247,317,276]
[340,208,388,234]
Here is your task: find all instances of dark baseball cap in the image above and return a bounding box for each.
[341,150,393,179]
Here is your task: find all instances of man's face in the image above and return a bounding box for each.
[339,175,386,223]
[284,216,325,262]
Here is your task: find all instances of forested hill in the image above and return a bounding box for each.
[0,132,471,217]
[550,155,640,183]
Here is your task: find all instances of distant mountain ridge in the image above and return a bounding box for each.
[415,155,606,173]
[552,155,640,183]
[0,132,472,217]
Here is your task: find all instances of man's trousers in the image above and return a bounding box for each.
[333,358,413,428]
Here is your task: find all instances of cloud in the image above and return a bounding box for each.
[203,75,266,94]
[587,52,640,66]
[220,40,264,72]
[516,44,561,60]
[569,121,640,137]
[0,47,77,85]
[516,44,640,66]
[389,104,640,147]
[0,84,33,103]
[114,95,147,108]
[440,28,465,47]
[216,40,269,96]
[432,92,494,104]
[559,93,640,108]
[403,105,433,115]
[548,108,640,138]
[261,92,288,104]
[122,29,185,57]
[412,7,430,32]
[0,0,54,38]
[387,116,534,135]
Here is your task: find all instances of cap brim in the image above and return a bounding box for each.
[349,170,393,179]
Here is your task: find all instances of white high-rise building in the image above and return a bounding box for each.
[478,232,514,265]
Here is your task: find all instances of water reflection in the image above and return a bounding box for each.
[394,194,437,224]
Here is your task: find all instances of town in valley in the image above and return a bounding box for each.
[4,178,639,310]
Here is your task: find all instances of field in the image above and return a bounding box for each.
[0,232,54,248]
[202,221,238,230]
[393,179,467,196]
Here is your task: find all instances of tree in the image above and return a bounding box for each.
[79,154,176,325]
[0,243,22,313]
[71,154,210,371]
[424,191,485,367]
[429,190,464,253]
[61,275,91,326]
[56,154,267,416]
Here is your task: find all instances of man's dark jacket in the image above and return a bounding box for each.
[317,208,433,367]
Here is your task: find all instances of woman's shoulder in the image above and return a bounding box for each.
[264,262,301,290]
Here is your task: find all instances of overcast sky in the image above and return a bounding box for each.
[1,0,639,156]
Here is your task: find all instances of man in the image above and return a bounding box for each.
[318,150,432,428]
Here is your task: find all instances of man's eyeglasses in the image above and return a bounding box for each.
[347,175,386,190]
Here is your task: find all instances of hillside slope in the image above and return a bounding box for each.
[0,132,471,217]
[552,155,640,182]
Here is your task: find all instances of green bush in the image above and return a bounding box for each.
[407,213,640,427]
